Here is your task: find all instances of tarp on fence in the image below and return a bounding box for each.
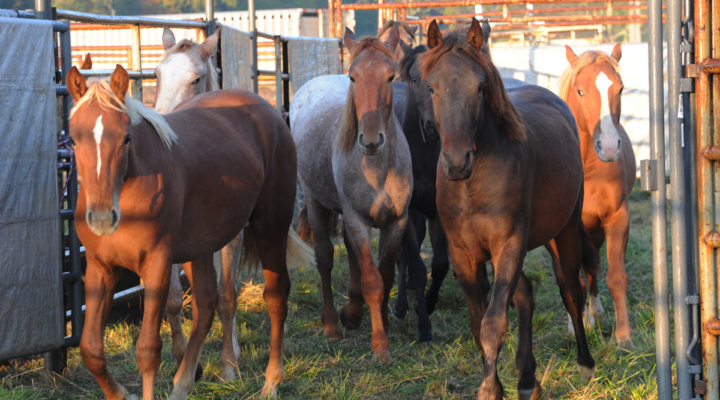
[220,24,253,91]
[0,17,64,360]
[287,37,342,97]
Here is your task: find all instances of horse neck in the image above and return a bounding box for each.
[125,121,171,179]
[568,101,597,166]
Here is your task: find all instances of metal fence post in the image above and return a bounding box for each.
[249,0,258,94]
[274,35,282,115]
[205,0,215,35]
[646,0,672,396]
[130,24,142,101]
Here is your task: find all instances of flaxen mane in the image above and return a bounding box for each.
[161,38,221,92]
[398,45,427,81]
[70,79,178,148]
[337,37,395,152]
[419,31,526,142]
[378,20,416,40]
[558,50,620,102]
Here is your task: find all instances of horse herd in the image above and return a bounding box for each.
[62,17,635,400]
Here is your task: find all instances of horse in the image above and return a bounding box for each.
[378,20,418,64]
[420,19,597,399]
[292,27,412,362]
[559,44,636,350]
[391,40,450,343]
[65,64,312,399]
[153,27,246,381]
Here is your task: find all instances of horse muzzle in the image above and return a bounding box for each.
[359,132,386,156]
[86,207,120,236]
[595,137,622,162]
[441,149,474,180]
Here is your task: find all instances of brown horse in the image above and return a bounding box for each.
[66,64,312,399]
[559,44,637,350]
[420,19,596,399]
[291,27,412,362]
[378,20,417,64]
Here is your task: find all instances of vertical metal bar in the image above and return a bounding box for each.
[205,0,215,35]
[274,35,282,115]
[696,0,719,395]
[669,0,692,394]
[130,24,142,101]
[249,0,258,94]
[328,0,335,38]
[282,39,289,113]
[647,0,672,396]
[378,0,384,29]
[336,0,343,39]
[35,0,51,20]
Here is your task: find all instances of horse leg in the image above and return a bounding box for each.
[136,251,173,400]
[584,229,605,321]
[166,264,187,372]
[378,216,409,337]
[80,261,129,399]
[604,208,633,350]
[448,243,499,398]
[305,196,341,339]
[218,232,242,381]
[513,272,541,400]
[478,235,525,400]
[394,211,418,320]
[547,228,596,381]
[425,215,450,315]
[170,255,218,400]
[340,230,365,329]
[343,211,393,363]
[397,215,433,342]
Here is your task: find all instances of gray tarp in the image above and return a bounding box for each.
[0,17,64,360]
[287,37,342,98]
[220,24,253,91]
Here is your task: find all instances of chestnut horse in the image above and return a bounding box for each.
[292,27,412,362]
[154,27,246,381]
[559,44,636,349]
[421,19,596,399]
[66,64,312,399]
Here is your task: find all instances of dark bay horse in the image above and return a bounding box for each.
[292,27,412,362]
[66,65,312,399]
[392,41,451,343]
[420,19,596,399]
[559,44,637,349]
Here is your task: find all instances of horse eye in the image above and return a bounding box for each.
[577,89,585,97]
[428,85,435,94]
[349,76,355,82]
[619,87,624,95]
[411,78,417,83]
[123,134,131,145]
[191,77,201,85]
[478,83,486,93]
[388,75,395,83]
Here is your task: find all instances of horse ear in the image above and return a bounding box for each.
[467,18,484,49]
[66,66,87,103]
[427,20,442,50]
[611,42,622,61]
[80,53,92,70]
[384,25,400,53]
[565,45,579,66]
[199,29,219,60]
[408,25,418,38]
[344,27,357,52]
[162,26,176,50]
[399,39,412,58]
[482,19,491,45]
[110,64,129,102]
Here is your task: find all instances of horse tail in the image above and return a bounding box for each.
[580,226,599,277]
[239,226,315,275]
[297,204,314,244]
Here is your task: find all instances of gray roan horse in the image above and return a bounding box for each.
[421,19,597,399]
[153,27,244,383]
[292,27,412,362]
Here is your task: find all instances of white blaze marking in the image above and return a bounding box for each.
[93,115,104,178]
[155,53,197,114]
[596,72,617,139]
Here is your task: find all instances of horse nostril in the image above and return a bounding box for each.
[617,139,622,149]
[87,211,93,224]
[358,133,365,147]
[464,151,472,170]
[111,209,118,226]
[596,140,603,150]
[378,132,385,148]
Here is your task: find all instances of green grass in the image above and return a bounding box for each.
[1,185,662,399]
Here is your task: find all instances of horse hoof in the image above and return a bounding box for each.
[579,365,595,383]
[220,365,236,382]
[339,307,362,330]
[372,349,393,364]
[395,301,409,320]
[125,395,140,400]
[324,326,343,340]
[618,337,636,351]
[425,298,438,315]
[589,295,605,317]
[418,330,434,343]
[260,381,280,399]
[518,381,542,400]
[195,363,204,382]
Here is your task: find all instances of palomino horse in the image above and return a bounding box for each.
[559,44,637,349]
[292,27,412,362]
[66,64,312,399]
[391,41,451,342]
[420,19,596,399]
[154,27,245,381]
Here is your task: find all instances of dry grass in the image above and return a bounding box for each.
[0,184,665,399]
